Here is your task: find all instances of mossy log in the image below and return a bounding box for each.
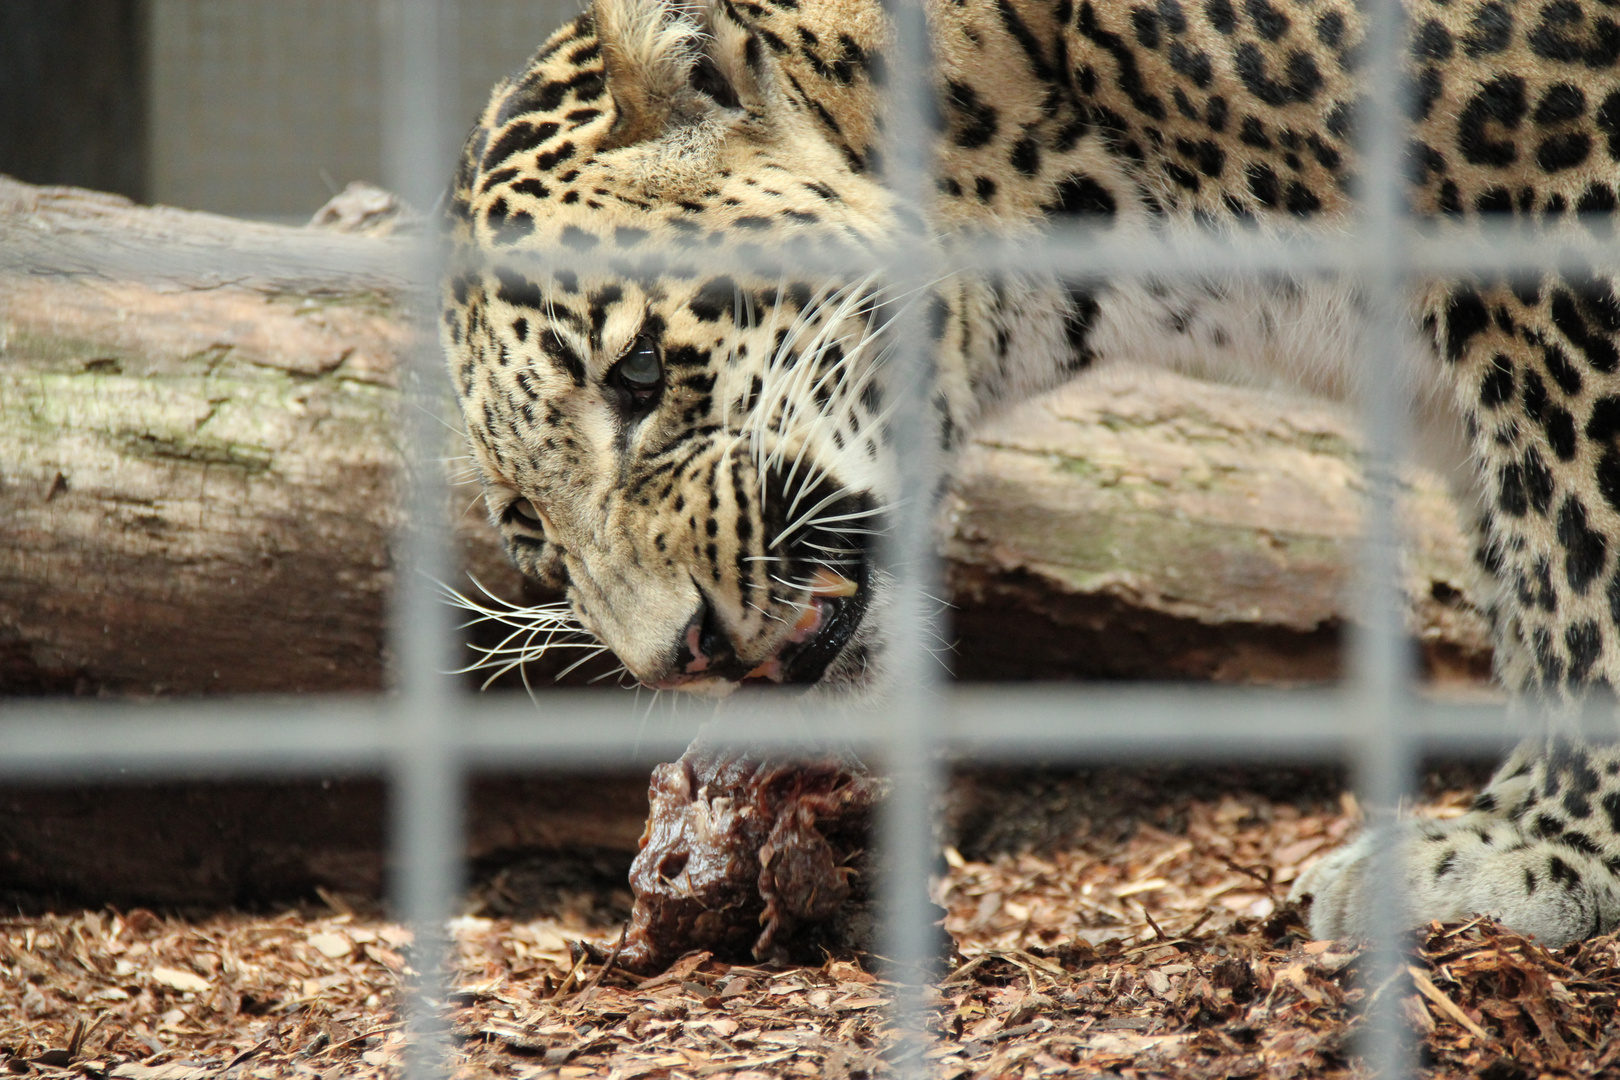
[0,176,522,695]
[0,175,1496,906]
[0,175,1490,697]
[946,368,1493,688]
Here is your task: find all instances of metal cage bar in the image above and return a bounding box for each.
[0,1,1584,1077]
[0,690,1589,778]
[870,1,949,1071]
[1348,0,1420,1073]
[381,2,464,1076]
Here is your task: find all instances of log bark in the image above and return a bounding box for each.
[0,176,1496,907]
[0,176,525,695]
[0,175,1493,696]
[945,367,1494,688]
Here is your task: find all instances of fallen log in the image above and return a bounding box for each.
[0,175,1495,907]
[0,176,534,695]
[0,174,1491,696]
[947,367,1493,688]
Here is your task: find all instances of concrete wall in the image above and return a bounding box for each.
[147,0,578,220]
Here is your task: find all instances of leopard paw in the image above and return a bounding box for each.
[1290,819,1620,948]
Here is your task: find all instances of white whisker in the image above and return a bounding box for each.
[771,483,878,548]
[554,645,612,681]
[438,574,614,688]
[588,663,630,685]
[747,600,790,624]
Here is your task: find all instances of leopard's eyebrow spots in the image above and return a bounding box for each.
[587,284,624,342]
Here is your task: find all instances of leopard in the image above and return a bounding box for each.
[441,0,1620,948]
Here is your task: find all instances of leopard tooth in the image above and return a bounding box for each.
[792,604,822,634]
[807,567,858,597]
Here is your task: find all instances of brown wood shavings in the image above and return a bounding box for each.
[0,908,411,1079]
[5,785,1620,1078]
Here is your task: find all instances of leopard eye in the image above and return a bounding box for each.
[608,335,663,411]
[505,497,544,529]
[615,336,662,389]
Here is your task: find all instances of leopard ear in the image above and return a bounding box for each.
[693,1,773,115]
[591,0,704,147]
[693,0,889,172]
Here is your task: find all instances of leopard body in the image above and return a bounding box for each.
[443,0,1620,945]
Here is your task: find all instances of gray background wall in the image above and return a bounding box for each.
[148,0,579,220]
[2,0,579,220]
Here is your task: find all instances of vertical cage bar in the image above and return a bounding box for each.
[873,0,945,1072]
[1351,0,1418,1075]
[381,1,462,1077]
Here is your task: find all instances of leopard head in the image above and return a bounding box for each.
[443,0,915,693]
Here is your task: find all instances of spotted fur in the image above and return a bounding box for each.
[444,0,1620,945]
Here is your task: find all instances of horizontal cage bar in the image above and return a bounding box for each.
[0,687,1591,777]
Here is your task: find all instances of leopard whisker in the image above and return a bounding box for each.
[757,278,876,488]
[764,579,817,610]
[772,481,864,547]
[781,457,836,522]
[553,644,614,682]
[447,600,580,633]
[747,599,791,624]
[814,524,888,538]
[774,272,944,465]
[796,539,862,555]
[588,663,631,684]
[803,503,889,524]
[464,637,605,659]
[773,281,871,413]
[438,580,576,628]
[411,400,468,439]
[773,487,896,549]
[440,576,608,688]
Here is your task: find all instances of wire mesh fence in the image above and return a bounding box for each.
[3,0,1605,1076]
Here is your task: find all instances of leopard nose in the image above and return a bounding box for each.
[671,597,745,680]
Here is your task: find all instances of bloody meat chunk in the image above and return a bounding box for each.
[620,745,886,974]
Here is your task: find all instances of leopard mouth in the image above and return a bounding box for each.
[654,480,876,692]
[652,562,870,692]
[752,567,871,686]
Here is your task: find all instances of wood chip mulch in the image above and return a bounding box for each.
[5,786,1620,1079]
